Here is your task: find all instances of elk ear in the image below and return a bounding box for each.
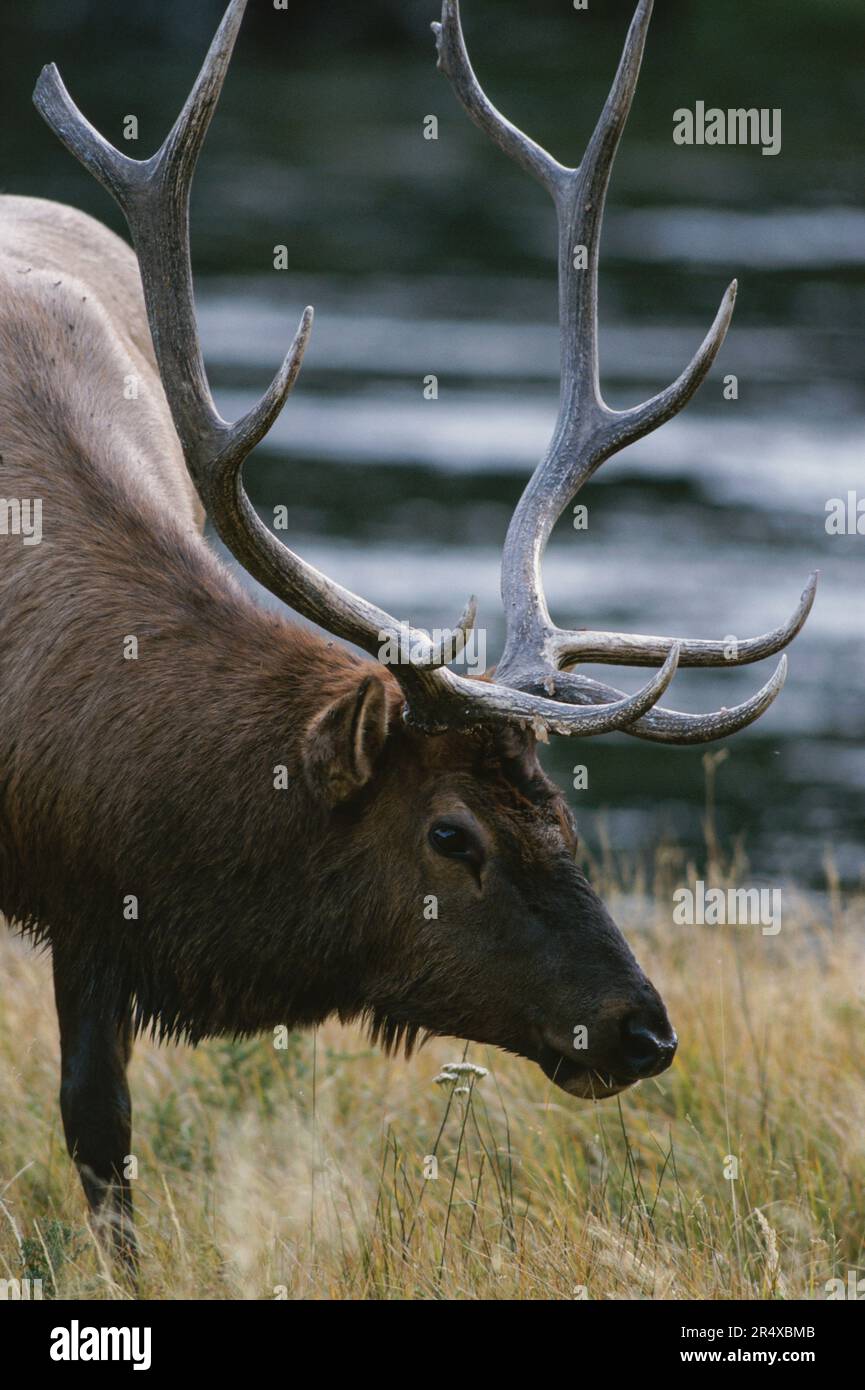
[303,675,392,806]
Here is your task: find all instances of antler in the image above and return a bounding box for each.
[33,0,683,738]
[433,0,816,743]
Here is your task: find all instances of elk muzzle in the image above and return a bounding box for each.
[537,985,677,1100]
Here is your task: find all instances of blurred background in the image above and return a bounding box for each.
[1,0,863,886]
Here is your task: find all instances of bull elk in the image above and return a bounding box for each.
[0,0,814,1270]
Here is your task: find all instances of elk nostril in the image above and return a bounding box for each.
[620,1014,677,1079]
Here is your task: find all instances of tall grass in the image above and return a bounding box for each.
[1,797,862,1299]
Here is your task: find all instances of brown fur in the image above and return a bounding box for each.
[0,195,675,1265]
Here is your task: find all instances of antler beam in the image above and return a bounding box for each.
[433,0,815,743]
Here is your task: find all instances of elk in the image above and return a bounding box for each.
[0,0,814,1270]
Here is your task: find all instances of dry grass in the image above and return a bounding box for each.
[1,829,863,1300]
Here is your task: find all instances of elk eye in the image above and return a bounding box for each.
[428,821,480,864]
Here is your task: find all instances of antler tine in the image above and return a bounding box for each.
[30,66,138,208]
[603,279,737,451]
[582,0,653,184]
[33,0,680,740]
[158,0,248,196]
[432,0,567,196]
[529,656,789,746]
[575,0,653,340]
[440,640,681,740]
[435,0,814,732]
[554,571,819,671]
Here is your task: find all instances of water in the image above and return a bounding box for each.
[2,0,863,885]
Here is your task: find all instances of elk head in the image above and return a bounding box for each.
[34,0,815,1096]
[301,671,678,1097]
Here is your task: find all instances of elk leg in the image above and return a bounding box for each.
[52,956,137,1275]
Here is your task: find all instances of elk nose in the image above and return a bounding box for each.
[620,1012,678,1079]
